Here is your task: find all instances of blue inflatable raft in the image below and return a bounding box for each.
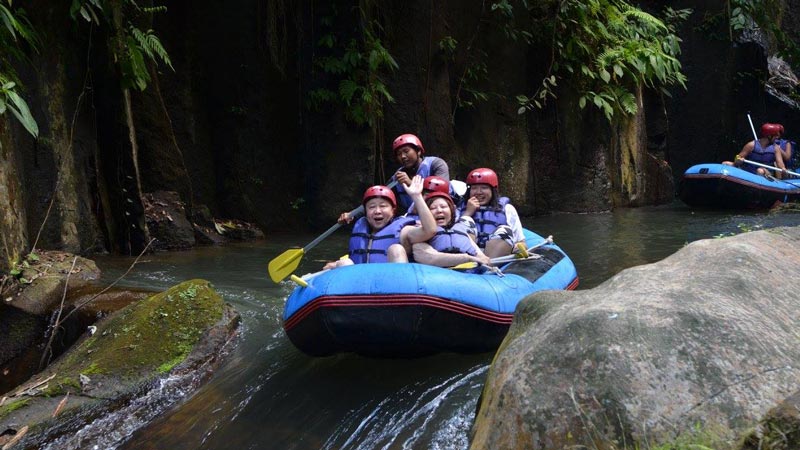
[679,163,800,209]
[282,229,579,357]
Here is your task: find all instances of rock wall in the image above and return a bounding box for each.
[0,1,797,263]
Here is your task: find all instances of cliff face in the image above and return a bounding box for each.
[0,1,796,263]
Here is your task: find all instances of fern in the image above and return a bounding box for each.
[129,26,173,70]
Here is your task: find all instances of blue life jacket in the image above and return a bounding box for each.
[463,197,510,248]
[348,216,415,264]
[392,156,446,210]
[428,222,476,256]
[743,139,776,174]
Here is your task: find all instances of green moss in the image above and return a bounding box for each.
[45,279,224,389]
[0,398,30,419]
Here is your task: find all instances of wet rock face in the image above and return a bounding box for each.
[471,226,800,449]
[143,191,196,251]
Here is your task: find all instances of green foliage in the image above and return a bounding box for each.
[308,11,397,128]
[511,0,690,123]
[122,26,173,91]
[0,0,39,137]
[729,0,800,67]
[71,0,173,91]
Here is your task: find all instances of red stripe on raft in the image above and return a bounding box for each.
[284,294,513,331]
[683,173,799,194]
[284,276,580,331]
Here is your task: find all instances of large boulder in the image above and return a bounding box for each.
[471,226,800,449]
[0,279,240,449]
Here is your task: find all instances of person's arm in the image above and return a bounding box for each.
[733,141,755,166]
[461,196,480,218]
[323,256,354,270]
[412,242,489,267]
[429,157,450,180]
[504,203,525,244]
[399,176,437,247]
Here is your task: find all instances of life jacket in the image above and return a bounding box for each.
[743,139,776,174]
[428,222,477,256]
[392,156,445,210]
[463,197,510,248]
[348,216,415,264]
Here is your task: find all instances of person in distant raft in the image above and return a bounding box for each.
[323,175,436,269]
[389,134,451,211]
[770,123,796,173]
[459,168,525,259]
[723,123,789,179]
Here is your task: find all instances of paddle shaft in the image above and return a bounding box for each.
[747,112,759,142]
[740,158,800,179]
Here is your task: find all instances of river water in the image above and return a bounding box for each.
[88,202,798,450]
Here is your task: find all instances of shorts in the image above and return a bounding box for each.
[486,225,516,249]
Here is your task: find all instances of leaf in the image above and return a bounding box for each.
[600,69,611,83]
[517,106,527,115]
[5,90,38,137]
[338,79,359,104]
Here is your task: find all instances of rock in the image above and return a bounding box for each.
[8,251,101,316]
[0,279,240,449]
[143,191,196,251]
[471,226,800,449]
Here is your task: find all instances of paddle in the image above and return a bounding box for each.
[738,158,800,179]
[450,235,554,270]
[268,180,399,283]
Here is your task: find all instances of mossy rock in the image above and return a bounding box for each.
[0,279,239,448]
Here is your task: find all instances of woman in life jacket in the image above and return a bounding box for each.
[412,191,491,268]
[460,168,525,258]
[723,123,789,178]
[323,175,436,269]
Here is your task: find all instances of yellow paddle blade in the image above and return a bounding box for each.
[268,248,304,283]
[449,261,478,270]
[514,242,530,258]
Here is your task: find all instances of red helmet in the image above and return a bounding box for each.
[362,185,396,208]
[466,168,499,188]
[424,191,454,204]
[392,134,425,155]
[423,176,449,194]
[760,123,784,137]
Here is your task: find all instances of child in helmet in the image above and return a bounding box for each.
[323,175,436,269]
[460,168,525,258]
[390,133,451,211]
[412,191,491,268]
[723,123,789,178]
